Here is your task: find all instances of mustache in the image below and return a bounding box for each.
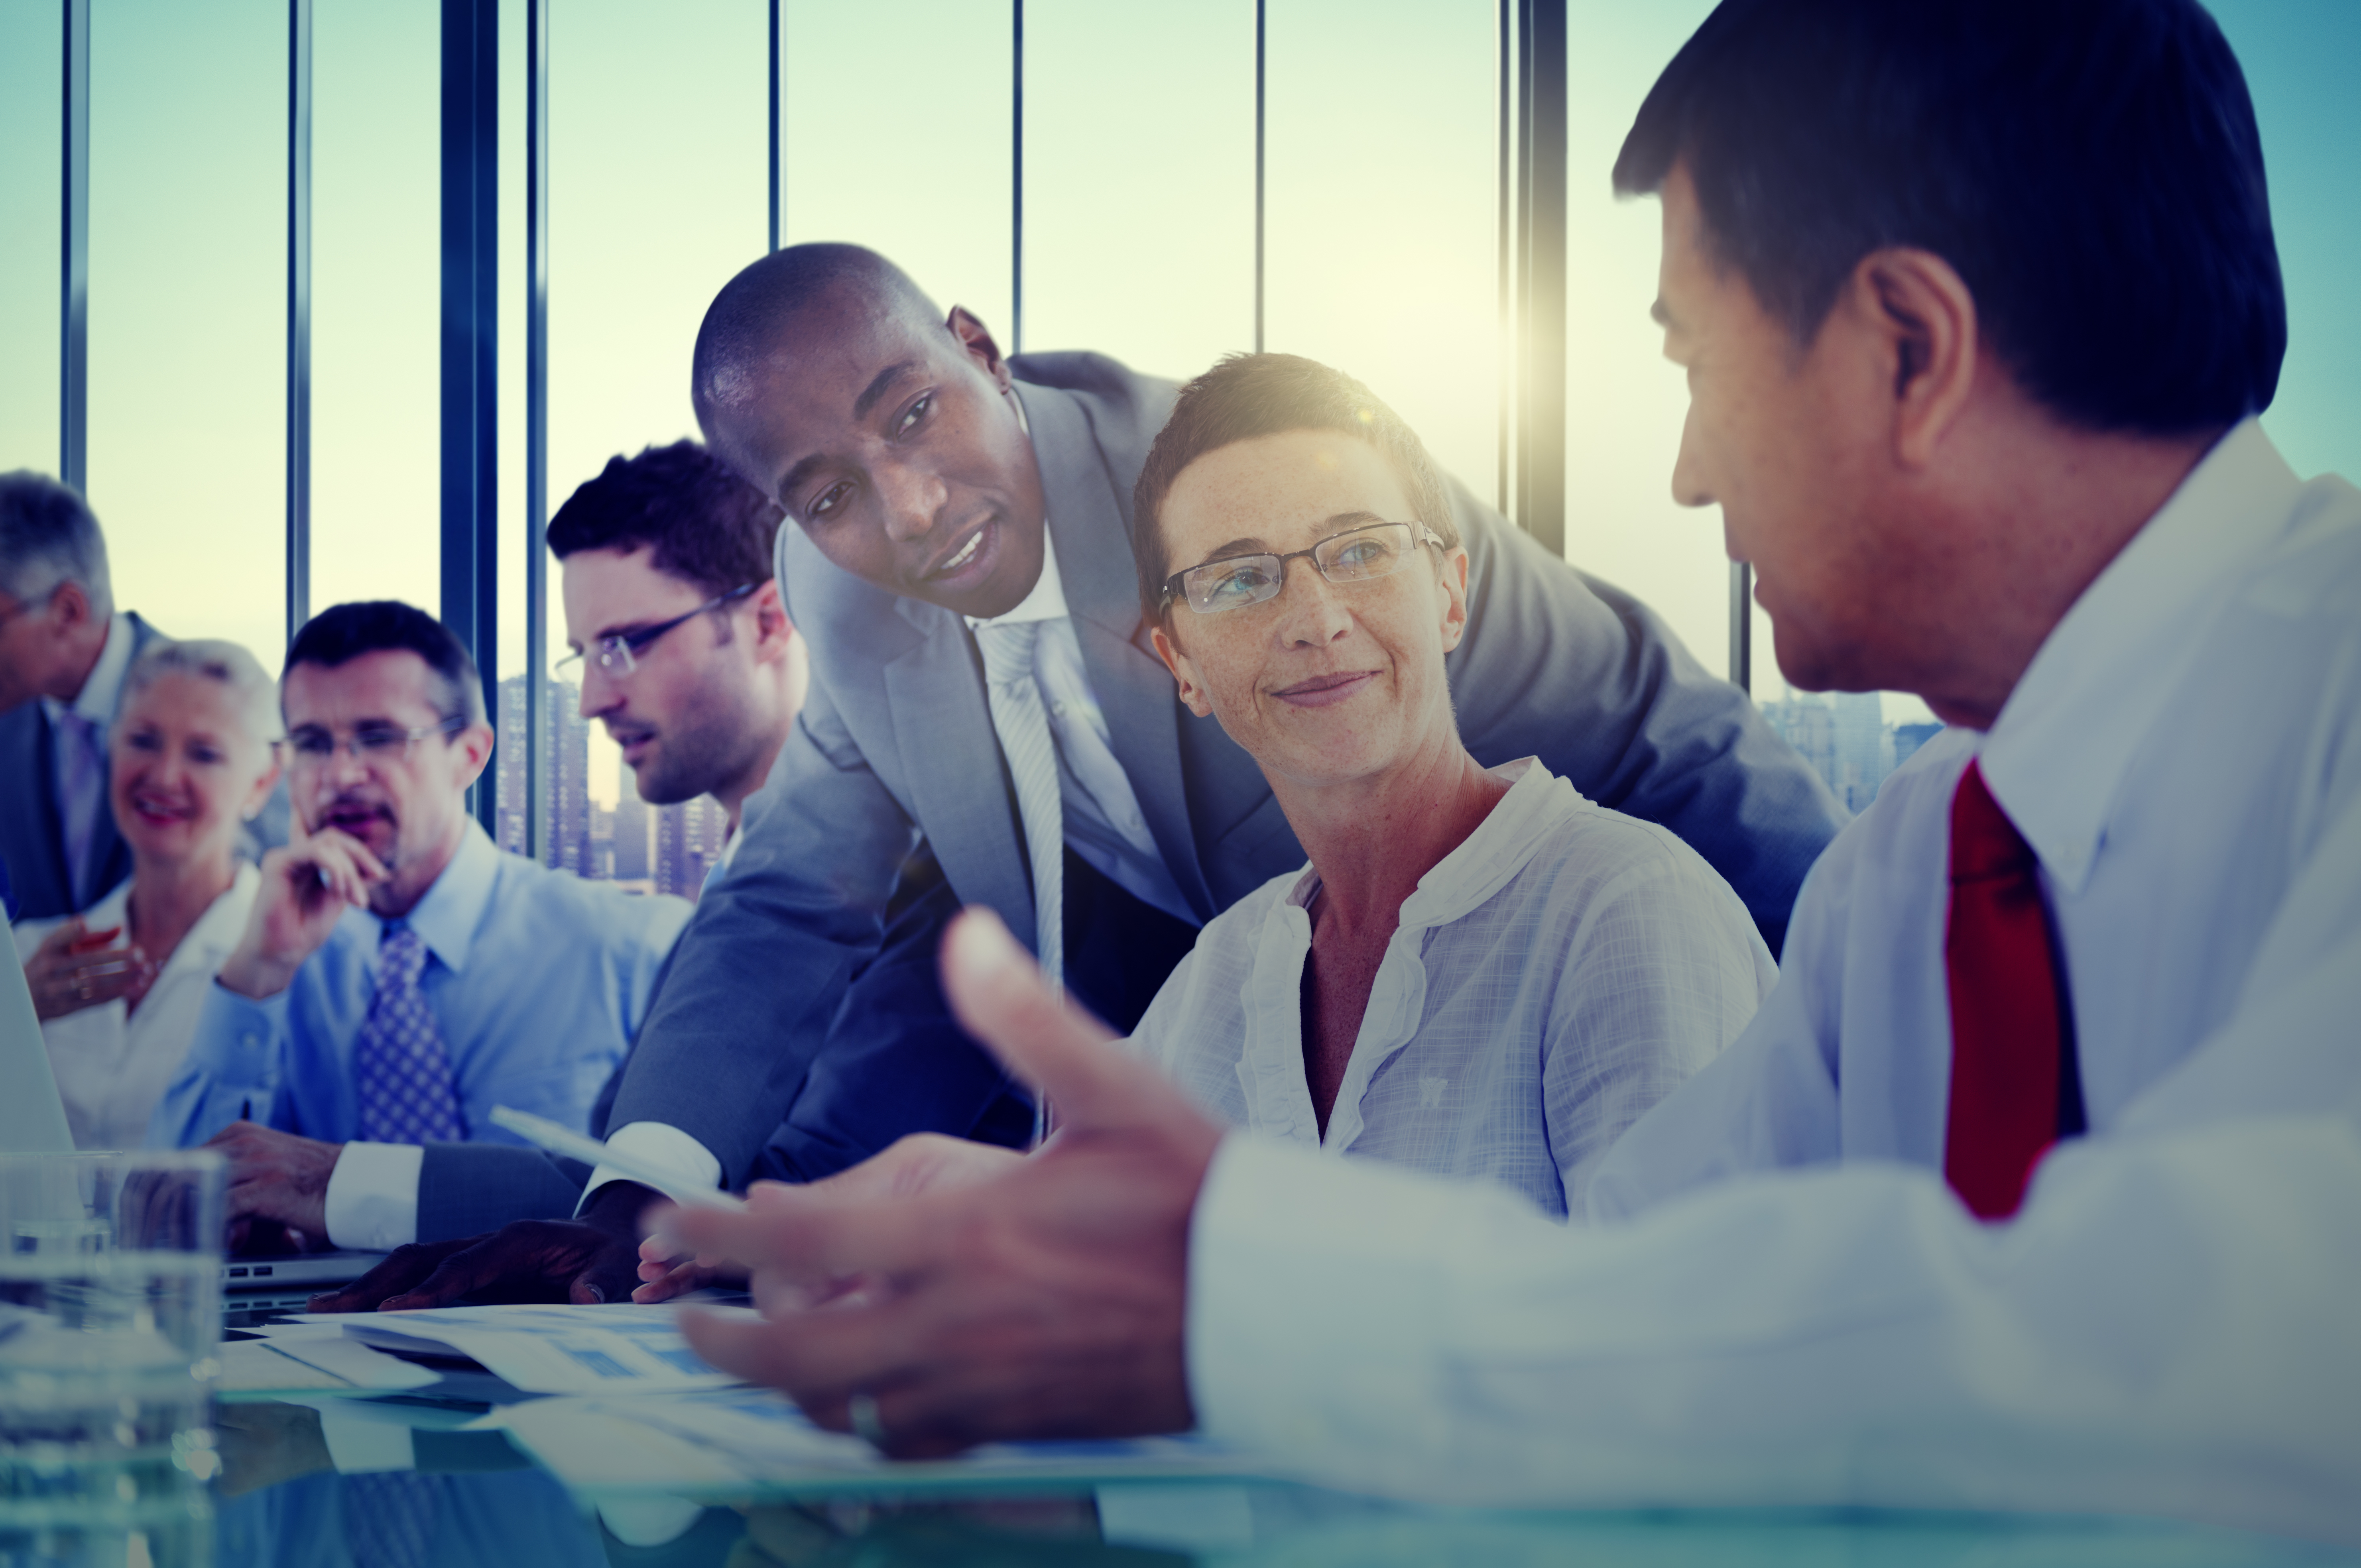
[314,793,396,825]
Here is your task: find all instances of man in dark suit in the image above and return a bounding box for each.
[317,243,1846,1312]
[0,472,167,925]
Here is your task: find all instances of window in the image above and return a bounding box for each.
[9,2,2355,863]
[1023,2,1253,376]
[1264,0,1501,493]
[85,0,284,671]
[0,4,61,474]
[310,0,441,633]
[779,0,1012,337]
[534,0,768,893]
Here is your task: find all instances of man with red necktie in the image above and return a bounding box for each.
[664,0,2361,1544]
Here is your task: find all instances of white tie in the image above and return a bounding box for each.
[976,620,1063,990]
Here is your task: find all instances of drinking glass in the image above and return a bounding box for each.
[0,1150,224,1564]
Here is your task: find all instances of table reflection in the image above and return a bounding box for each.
[205,1401,2357,1568]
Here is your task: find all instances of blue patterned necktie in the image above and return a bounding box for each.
[976,620,1064,990]
[352,922,465,1143]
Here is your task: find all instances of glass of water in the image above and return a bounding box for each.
[0,1150,225,1560]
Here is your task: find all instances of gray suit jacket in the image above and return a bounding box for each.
[0,612,163,920]
[410,350,1848,1231]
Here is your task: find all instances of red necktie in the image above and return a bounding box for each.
[1943,760,2077,1220]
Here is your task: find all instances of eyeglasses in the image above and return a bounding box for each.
[284,716,466,769]
[555,582,759,682]
[1160,521,1448,616]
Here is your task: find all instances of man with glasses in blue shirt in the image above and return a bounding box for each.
[150,600,691,1256]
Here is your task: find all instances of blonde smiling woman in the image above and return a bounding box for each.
[13,639,281,1149]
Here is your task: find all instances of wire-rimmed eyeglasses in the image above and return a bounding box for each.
[555,582,759,682]
[1159,521,1448,616]
[283,715,466,770]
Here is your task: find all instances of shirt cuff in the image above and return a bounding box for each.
[1185,1134,1464,1462]
[323,1141,424,1251]
[579,1121,724,1213]
[190,979,291,1083]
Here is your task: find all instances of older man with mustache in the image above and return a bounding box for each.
[150,601,689,1256]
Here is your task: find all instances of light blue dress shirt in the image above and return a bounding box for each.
[1183,421,2361,1542]
[150,822,691,1155]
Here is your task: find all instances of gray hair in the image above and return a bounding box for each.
[0,471,112,615]
[117,639,281,753]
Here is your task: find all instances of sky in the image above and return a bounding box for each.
[1,0,2354,794]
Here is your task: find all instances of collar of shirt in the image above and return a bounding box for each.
[43,611,135,732]
[1284,757,1563,929]
[1980,418,2302,896]
[366,817,500,975]
[964,526,1069,632]
[114,862,260,986]
[960,384,1064,631]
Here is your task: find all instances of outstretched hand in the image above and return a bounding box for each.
[663,909,1224,1457]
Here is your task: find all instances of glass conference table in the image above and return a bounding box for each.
[197,1377,2355,1568]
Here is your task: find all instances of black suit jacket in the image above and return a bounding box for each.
[0,612,163,920]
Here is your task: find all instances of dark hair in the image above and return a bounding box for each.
[285,601,484,728]
[0,470,111,613]
[546,440,781,599]
[1130,354,1460,621]
[1613,0,2284,435]
[691,243,943,467]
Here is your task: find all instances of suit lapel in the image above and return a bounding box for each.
[1020,381,1218,921]
[0,706,74,914]
[884,613,1036,943]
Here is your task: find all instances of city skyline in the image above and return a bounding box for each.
[494,674,728,901]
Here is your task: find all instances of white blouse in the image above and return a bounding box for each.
[12,863,259,1150]
[1125,758,1776,1217]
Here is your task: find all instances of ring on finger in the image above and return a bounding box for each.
[846,1391,889,1449]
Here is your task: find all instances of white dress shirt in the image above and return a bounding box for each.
[11,863,258,1150]
[1184,420,2361,1544]
[1128,759,1773,1216]
[961,530,1194,926]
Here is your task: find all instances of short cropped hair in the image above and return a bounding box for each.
[285,601,484,729]
[692,243,942,461]
[118,639,280,751]
[1130,354,1458,622]
[546,441,781,600]
[1613,0,2284,436]
[0,471,112,615]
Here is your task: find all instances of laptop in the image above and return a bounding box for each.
[223,1249,386,1316]
[3,949,382,1307]
[0,946,73,1153]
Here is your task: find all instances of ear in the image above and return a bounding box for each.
[241,754,283,822]
[453,722,498,792]
[1434,547,1470,654]
[946,307,1013,394]
[47,580,93,633]
[1846,246,1979,469]
[1148,622,1215,719]
[748,579,795,664]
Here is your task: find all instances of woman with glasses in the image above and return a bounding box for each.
[1122,355,1776,1218]
[12,639,281,1148]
